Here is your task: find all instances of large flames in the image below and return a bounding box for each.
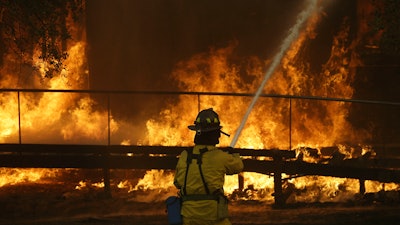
[0,1,398,204]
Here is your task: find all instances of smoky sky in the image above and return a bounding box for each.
[86,0,358,91]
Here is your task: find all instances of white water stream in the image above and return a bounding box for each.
[230,0,318,148]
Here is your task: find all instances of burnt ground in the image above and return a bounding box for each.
[1,183,400,225]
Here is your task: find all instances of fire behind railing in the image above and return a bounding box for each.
[1,89,400,206]
[2,88,400,147]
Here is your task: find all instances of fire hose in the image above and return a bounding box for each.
[229,0,318,148]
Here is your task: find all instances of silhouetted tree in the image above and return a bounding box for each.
[0,0,84,78]
[369,0,400,56]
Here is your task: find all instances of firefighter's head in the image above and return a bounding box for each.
[188,108,228,145]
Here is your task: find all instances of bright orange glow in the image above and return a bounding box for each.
[0,168,58,187]
[0,3,398,203]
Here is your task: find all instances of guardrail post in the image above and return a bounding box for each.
[102,151,112,198]
[197,94,200,112]
[238,173,244,191]
[289,98,292,150]
[18,91,22,144]
[102,94,112,198]
[359,179,365,194]
[273,155,284,208]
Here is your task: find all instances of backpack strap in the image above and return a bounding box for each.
[197,147,210,194]
[182,148,192,196]
[182,147,211,196]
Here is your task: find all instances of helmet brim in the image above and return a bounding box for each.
[188,125,222,132]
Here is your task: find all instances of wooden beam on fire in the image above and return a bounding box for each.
[0,154,179,169]
[0,144,296,158]
[243,159,400,184]
[1,144,399,183]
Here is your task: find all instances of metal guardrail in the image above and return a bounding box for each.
[1,88,399,147]
[1,89,399,205]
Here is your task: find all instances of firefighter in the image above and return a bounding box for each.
[174,108,244,225]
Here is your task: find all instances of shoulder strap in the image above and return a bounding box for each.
[182,147,210,195]
[182,148,192,195]
[197,148,210,194]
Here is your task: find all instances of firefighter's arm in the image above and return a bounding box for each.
[173,151,187,189]
[224,151,244,175]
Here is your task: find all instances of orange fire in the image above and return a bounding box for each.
[0,2,398,204]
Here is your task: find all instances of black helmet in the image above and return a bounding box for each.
[188,108,222,134]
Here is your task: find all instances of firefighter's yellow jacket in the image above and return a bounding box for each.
[174,145,244,221]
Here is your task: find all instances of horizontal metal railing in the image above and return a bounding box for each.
[2,88,400,104]
[1,88,399,147]
[1,89,399,205]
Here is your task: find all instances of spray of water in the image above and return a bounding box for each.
[230,0,318,148]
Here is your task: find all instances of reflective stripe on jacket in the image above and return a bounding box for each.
[173,145,244,220]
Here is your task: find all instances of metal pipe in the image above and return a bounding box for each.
[17,91,21,144]
[197,94,200,112]
[289,98,292,150]
[1,89,399,106]
[107,93,111,146]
